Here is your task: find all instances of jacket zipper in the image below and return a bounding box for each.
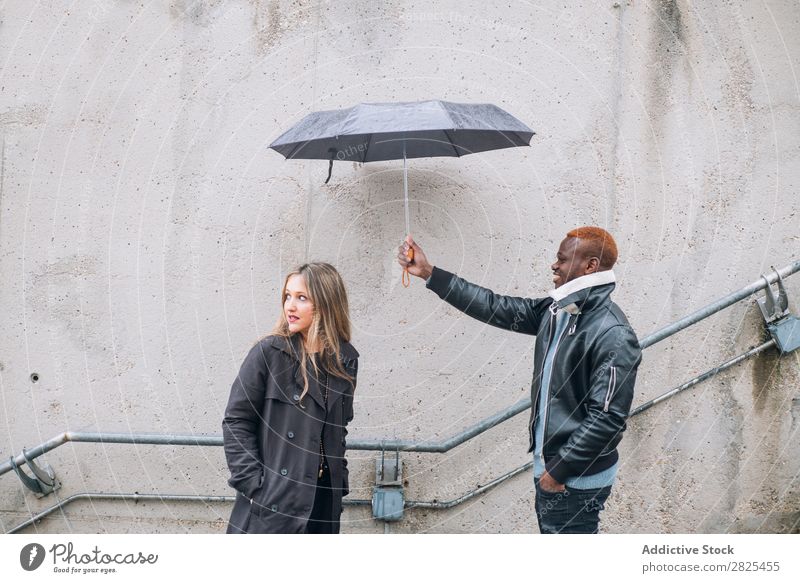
[603,365,618,412]
[568,311,580,335]
[540,305,571,465]
[530,303,558,446]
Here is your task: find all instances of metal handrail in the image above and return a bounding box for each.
[629,339,776,415]
[638,259,800,348]
[0,434,220,477]
[2,259,798,479]
[4,493,373,534]
[0,399,530,477]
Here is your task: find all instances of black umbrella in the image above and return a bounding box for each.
[269,100,534,284]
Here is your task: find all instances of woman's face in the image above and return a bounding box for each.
[284,274,314,337]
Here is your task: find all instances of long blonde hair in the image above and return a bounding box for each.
[272,262,354,405]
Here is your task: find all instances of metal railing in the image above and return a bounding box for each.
[4,462,535,533]
[3,259,799,532]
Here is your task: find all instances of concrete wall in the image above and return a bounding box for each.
[1,0,798,533]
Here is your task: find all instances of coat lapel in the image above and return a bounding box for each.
[294,360,327,410]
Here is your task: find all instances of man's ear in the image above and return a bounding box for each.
[585,256,600,274]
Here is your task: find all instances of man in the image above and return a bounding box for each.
[397,226,641,534]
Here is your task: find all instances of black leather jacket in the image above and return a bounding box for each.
[427,267,642,483]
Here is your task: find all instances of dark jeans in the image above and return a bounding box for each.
[305,462,339,534]
[534,478,612,534]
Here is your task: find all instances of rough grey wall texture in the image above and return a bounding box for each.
[1,0,798,533]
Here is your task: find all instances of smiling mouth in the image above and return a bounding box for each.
[287,315,299,323]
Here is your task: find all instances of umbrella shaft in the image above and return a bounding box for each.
[403,144,410,235]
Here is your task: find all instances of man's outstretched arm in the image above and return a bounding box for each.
[397,236,551,335]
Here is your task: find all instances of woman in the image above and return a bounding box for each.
[222,262,358,534]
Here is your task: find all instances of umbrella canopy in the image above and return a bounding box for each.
[269,100,534,287]
[269,100,534,162]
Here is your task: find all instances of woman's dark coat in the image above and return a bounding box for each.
[222,334,358,534]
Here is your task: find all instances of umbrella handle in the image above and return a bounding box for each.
[402,247,414,288]
[324,158,334,184]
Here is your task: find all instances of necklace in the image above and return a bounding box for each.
[318,370,328,479]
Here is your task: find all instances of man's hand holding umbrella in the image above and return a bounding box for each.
[398,236,433,281]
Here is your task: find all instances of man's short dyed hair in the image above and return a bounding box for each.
[566,226,618,270]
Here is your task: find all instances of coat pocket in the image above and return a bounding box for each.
[264,381,302,406]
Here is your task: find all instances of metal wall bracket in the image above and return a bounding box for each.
[372,449,404,521]
[758,269,790,323]
[766,317,800,355]
[758,268,800,354]
[9,449,61,497]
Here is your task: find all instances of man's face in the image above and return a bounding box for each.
[550,237,593,288]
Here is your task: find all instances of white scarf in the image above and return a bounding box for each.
[548,270,616,309]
